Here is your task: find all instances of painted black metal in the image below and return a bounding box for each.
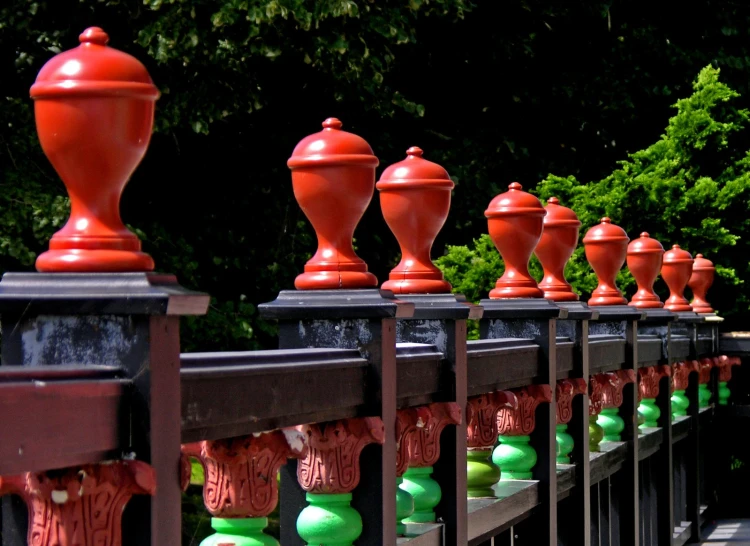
[387,292,473,320]
[478,297,566,320]
[258,288,414,320]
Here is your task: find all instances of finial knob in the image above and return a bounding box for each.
[79,27,109,46]
[377,147,454,294]
[31,27,159,272]
[533,197,581,301]
[582,218,629,305]
[288,118,379,289]
[626,232,664,308]
[687,253,716,313]
[661,244,694,312]
[485,183,546,298]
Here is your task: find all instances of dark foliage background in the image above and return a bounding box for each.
[3,0,750,351]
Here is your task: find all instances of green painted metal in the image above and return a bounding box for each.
[589,415,604,452]
[400,467,441,523]
[671,389,689,417]
[598,407,625,441]
[297,493,362,546]
[467,448,500,497]
[699,383,712,407]
[201,517,278,546]
[719,380,731,405]
[396,476,415,535]
[493,435,536,480]
[556,423,574,464]
[639,398,660,428]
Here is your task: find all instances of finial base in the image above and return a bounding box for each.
[540,286,579,301]
[382,278,451,295]
[36,249,155,272]
[629,297,664,309]
[664,296,693,312]
[691,303,715,314]
[489,278,543,299]
[294,270,378,290]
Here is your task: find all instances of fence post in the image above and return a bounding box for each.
[0,26,209,546]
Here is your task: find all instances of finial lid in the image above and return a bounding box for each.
[692,253,715,271]
[377,146,453,190]
[663,244,693,263]
[582,217,629,243]
[542,196,581,227]
[31,27,159,100]
[288,117,379,169]
[485,182,546,218]
[627,231,664,254]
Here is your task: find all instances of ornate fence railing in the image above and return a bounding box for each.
[0,26,747,546]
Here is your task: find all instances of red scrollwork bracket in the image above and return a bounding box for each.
[672,360,699,391]
[467,391,518,449]
[497,385,553,436]
[718,355,741,382]
[556,378,587,425]
[638,364,671,401]
[406,402,461,468]
[599,369,636,409]
[0,460,155,546]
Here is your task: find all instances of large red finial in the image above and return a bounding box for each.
[627,232,665,308]
[582,218,630,306]
[662,245,694,312]
[484,183,546,298]
[534,197,581,301]
[287,118,379,290]
[688,254,716,313]
[31,27,160,272]
[377,147,454,294]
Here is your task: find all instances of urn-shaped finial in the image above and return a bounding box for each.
[627,232,665,308]
[533,197,581,301]
[288,118,379,290]
[376,147,454,294]
[688,254,716,313]
[582,218,630,306]
[484,182,546,298]
[662,245,694,312]
[31,27,160,272]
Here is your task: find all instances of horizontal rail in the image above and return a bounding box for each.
[467,338,540,395]
[0,366,128,475]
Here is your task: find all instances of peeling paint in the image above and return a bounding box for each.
[51,490,68,504]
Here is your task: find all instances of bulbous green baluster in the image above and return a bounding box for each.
[637,408,646,434]
[467,449,500,497]
[589,416,604,452]
[699,383,712,407]
[597,408,625,441]
[297,493,362,546]
[396,477,414,535]
[400,467,441,523]
[639,399,660,428]
[201,517,278,546]
[556,424,574,464]
[671,389,689,417]
[493,435,536,479]
[719,381,731,405]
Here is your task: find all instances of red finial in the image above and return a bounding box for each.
[661,244,694,312]
[534,196,581,301]
[79,27,109,46]
[31,28,159,272]
[377,147,454,294]
[626,231,665,308]
[582,217,630,305]
[688,253,716,313]
[484,183,546,298]
[288,118,379,289]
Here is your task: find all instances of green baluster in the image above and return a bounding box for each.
[699,383,712,407]
[396,477,414,535]
[556,424,574,464]
[719,381,731,405]
[297,493,362,546]
[637,407,646,434]
[589,415,604,452]
[639,398,660,428]
[201,518,278,546]
[493,435,536,479]
[597,407,624,441]
[401,467,441,522]
[467,449,500,497]
[671,389,689,417]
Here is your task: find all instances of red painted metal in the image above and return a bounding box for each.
[627,232,665,308]
[377,147,454,294]
[598,370,636,409]
[405,402,462,467]
[638,365,672,401]
[583,217,630,306]
[485,183,546,299]
[288,118,379,290]
[466,391,518,449]
[556,378,587,425]
[688,253,716,313]
[534,197,581,301]
[672,360,699,392]
[662,244,694,312]
[497,385,553,436]
[31,27,159,272]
